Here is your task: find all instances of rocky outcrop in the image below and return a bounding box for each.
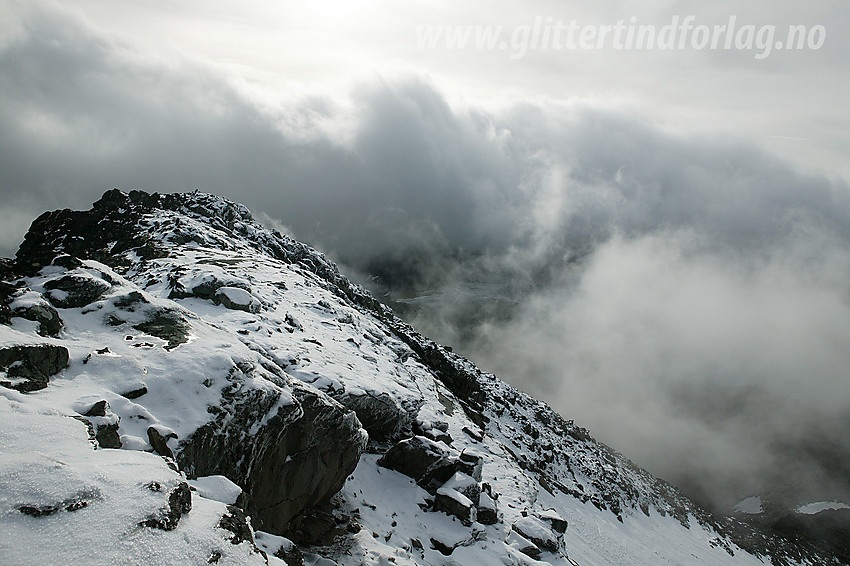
[0,344,69,392]
[339,390,412,442]
[377,436,460,493]
[43,273,111,308]
[139,481,192,531]
[178,372,366,536]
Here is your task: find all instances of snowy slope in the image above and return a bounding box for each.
[0,190,836,565]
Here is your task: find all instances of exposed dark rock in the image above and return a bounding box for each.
[96,423,122,449]
[139,482,192,531]
[178,375,366,537]
[512,516,560,552]
[43,274,110,308]
[50,254,82,270]
[218,505,255,545]
[132,308,190,350]
[507,531,540,560]
[113,290,149,310]
[0,344,69,392]
[378,436,461,493]
[476,492,499,525]
[434,488,476,525]
[286,509,339,546]
[84,400,109,417]
[18,492,97,517]
[147,426,176,459]
[275,542,304,566]
[772,509,850,563]
[121,385,148,399]
[339,390,412,442]
[430,538,455,556]
[538,509,568,534]
[458,452,483,482]
[462,426,483,442]
[12,302,63,337]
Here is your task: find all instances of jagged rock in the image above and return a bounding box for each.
[43,273,110,308]
[50,254,82,270]
[178,377,366,536]
[0,282,12,326]
[506,529,541,559]
[95,423,122,449]
[276,544,304,566]
[254,531,304,566]
[139,481,192,530]
[378,435,460,493]
[80,401,123,449]
[430,538,456,556]
[537,508,568,534]
[113,290,149,310]
[218,505,256,545]
[286,508,339,546]
[476,492,498,525]
[148,426,176,459]
[84,400,108,417]
[0,344,69,392]
[772,509,850,562]
[512,516,560,553]
[339,390,411,442]
[458,451,483,482]
[435,486,476,525]
[441,472,481,506]
[12,301,63,337]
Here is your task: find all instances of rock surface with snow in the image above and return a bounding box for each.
[0,189,840,565]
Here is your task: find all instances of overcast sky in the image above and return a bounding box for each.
[2,0,850,510]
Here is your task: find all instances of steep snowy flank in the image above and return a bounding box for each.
[0,189,837,565]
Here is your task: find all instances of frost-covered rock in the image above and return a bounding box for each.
[214,286,259,313]
[513,515,560,553]
[0,344,69,392]
[179,378,366,535]
[377,435,460,493]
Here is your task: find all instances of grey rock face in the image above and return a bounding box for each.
[0,344,69,392]
[377,435,460,493]
[178,375,366,536]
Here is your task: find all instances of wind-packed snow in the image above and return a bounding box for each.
[189,475,243,505]
[0,394,265,566]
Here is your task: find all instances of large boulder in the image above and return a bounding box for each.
[0,344,69,392]
[178,375,366,536]
[378,435,461,493]
[13,301,64,337]
[339,390,412,442]
[43,273,110,308]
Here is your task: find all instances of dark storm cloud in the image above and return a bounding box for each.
[3,2,850,510]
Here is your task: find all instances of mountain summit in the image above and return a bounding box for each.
[0,190,835,565]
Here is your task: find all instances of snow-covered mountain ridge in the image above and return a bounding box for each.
[0,189,836,565]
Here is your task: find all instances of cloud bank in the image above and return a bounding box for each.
[3,2,850,510]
